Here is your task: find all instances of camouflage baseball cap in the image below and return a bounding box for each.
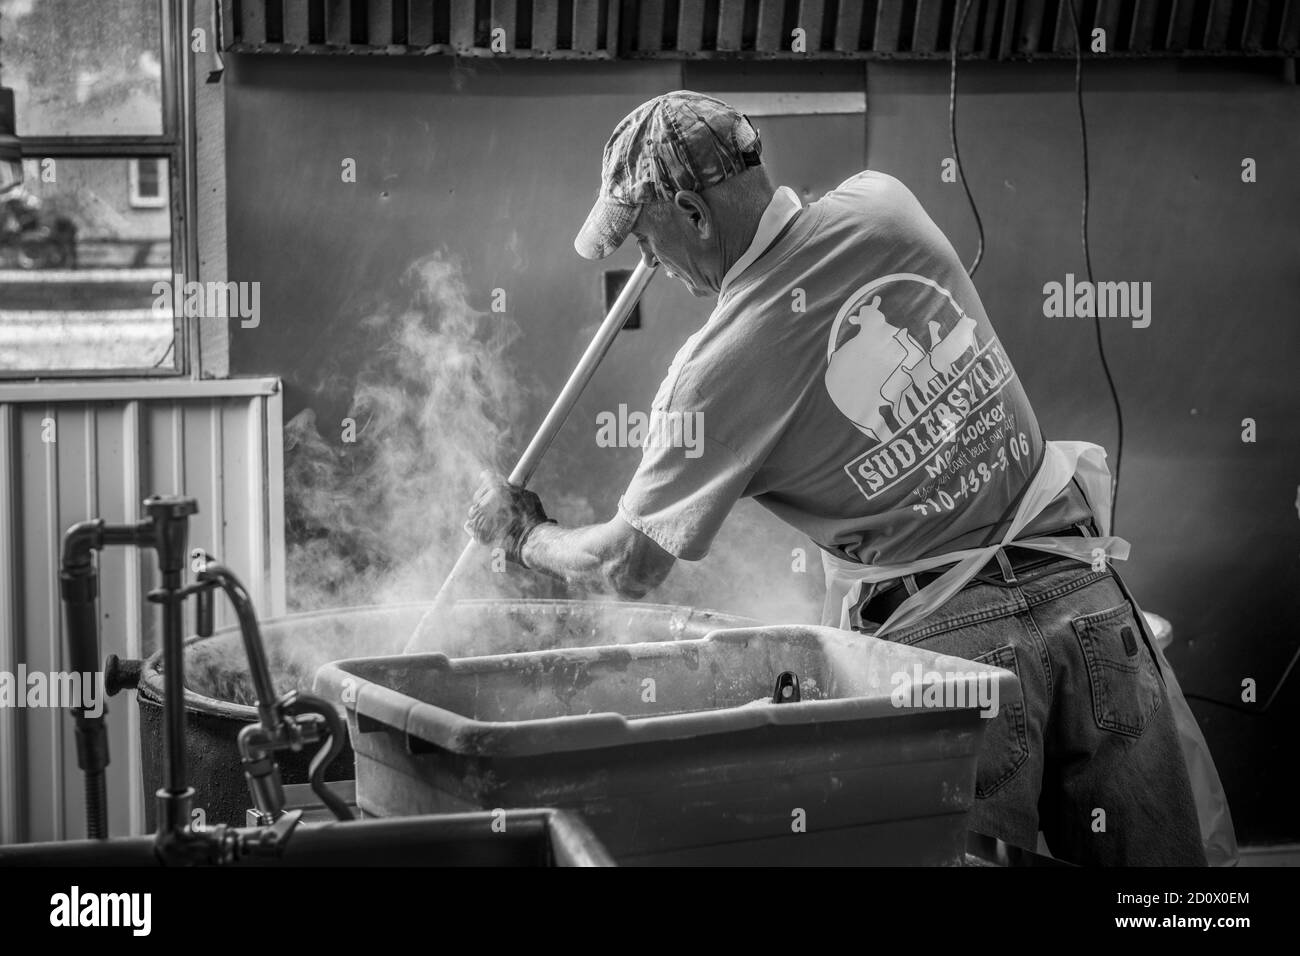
[574,90,763,260]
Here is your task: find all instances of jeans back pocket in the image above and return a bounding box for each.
[1071,601,1163,737]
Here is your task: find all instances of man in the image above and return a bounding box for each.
[467,91,1207,865]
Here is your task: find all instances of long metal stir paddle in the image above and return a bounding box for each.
[403,258,658,653]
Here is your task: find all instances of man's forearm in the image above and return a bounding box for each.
[520,518,673,599]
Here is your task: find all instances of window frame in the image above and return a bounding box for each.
[0,0,198,380]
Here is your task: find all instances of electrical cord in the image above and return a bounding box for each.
[1065,0,1124,527]
[949,0,985,277]
[1183,692,1272,717]
[1182,642,1300,717]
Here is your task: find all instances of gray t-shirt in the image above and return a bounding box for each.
[619,170,1090,564]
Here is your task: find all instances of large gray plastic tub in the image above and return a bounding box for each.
[316,624,1021,866]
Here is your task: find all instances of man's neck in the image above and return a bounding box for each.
[714,194,774,287]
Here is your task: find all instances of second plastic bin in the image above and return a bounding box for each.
[315,624,1021,865]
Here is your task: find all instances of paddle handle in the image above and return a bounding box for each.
[403,259,658,653]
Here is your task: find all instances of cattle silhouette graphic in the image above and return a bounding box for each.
[825,275,978,444]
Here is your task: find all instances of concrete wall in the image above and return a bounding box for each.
[224,53,1299,842]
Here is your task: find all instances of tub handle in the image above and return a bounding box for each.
[772,671,801,704]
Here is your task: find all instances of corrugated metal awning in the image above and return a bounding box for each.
[220,1,1300,60]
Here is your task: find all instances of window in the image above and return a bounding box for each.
[128,158,167,209]
[0,0,192,376]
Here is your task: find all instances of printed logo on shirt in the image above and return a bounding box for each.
[823,274,1017,501]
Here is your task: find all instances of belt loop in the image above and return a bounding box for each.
[994,548,1018,585]
[903,574,919,596]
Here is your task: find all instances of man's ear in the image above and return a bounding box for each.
[673,190,712,240]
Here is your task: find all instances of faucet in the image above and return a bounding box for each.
[193,558,352,825]
[59,494,352,864]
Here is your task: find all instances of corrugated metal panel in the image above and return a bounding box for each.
[832,1,864,54]
[283,0,312,47]
[799,0,826,51]
[635,0,664,53]
[492,0,518,52]
[535,0,562,53]
[224,0,1300,57]
[717,0,747,52]
[1016,0,1048,54]
[1165,0,1196,52]
[0,379,285,845]
[449,0,476,52]
[228,0,619,57]
[1283,0,1300,51]
[874,2,905,54]
[573,0,603,52]
[959,0,984,54]
[913,0,946,54]
[326,0,352,46]
[1129,0,1161,54]
[678,1,706,53]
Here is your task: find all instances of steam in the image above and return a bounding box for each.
[284,252,538,612]
[271,251,819,671]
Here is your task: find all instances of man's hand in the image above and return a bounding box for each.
[465,471,554,566]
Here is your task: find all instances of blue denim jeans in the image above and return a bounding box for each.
[865,551,1207,866]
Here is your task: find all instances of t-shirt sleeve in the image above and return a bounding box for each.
[618,433,757,560]
[618,303,794,560]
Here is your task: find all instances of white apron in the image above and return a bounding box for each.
[821,441,1124,636]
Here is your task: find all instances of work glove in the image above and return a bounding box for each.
[465,471,554,567]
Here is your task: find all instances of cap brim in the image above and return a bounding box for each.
[574,198,639,260]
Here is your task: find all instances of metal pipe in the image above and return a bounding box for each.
[60,517,156,839]
[198,559,352,822]
[139,494,198,833]
[286,693,354,822]
[197,560,291,826]
[161,574,187,801]
[404,259,658,653]
[0,834,160,867]
[82,772,108,841]
[197,563,277,729]
[0,810,617,867]
[54,497,357,856]
[60,519,109,839]
[60,519,103,571]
